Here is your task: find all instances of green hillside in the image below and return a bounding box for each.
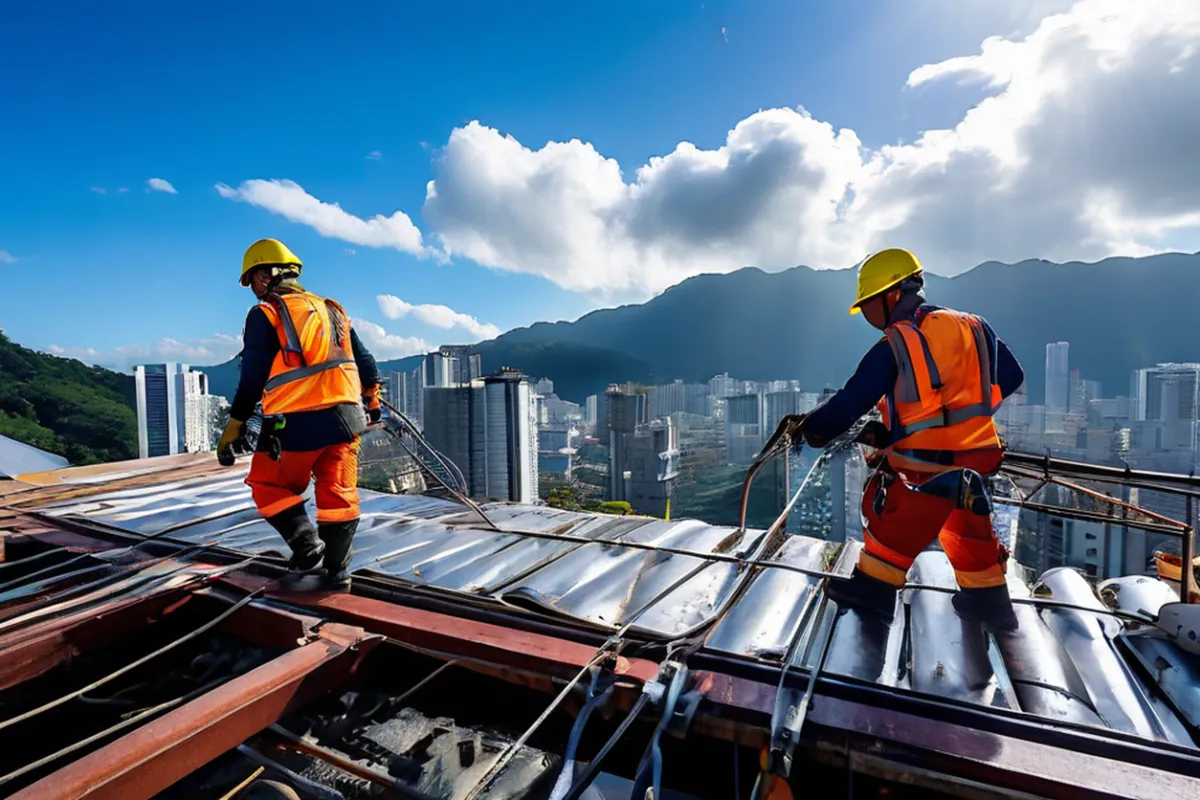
[0,333,137,465]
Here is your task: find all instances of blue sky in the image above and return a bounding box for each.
[2,0,1195,369]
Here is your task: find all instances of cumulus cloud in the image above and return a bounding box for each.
[345,248,357,255]
[216,179,437,259]
[46,333,241,371]
[0,250,16,264]
[90,186,107,195]
[351,319,432,359]
[366,151,382,160]
[376,294,501,341]
[147,178,177,194]
[416,0,1200,298]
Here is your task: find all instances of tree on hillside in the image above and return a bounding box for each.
[0,333,138,465]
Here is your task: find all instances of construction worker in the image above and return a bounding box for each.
[217,238,382,591]
[801,248,1025,631]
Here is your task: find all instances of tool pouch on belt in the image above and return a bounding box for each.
[333,403,370,439]
[255,415,285,461]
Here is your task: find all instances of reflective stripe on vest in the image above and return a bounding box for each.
[880,310,1003,452]
[257,292,361,414]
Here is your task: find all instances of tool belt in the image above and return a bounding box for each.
[871,457,994,518]
[255,414,286,461]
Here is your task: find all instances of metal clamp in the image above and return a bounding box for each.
[548,658,620,800]
[629,661,700,800]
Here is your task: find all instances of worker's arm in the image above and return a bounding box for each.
[981,320,1025,399]
[230,307,278,422]
[350,327,380,391]
[803,339,896,448]
[349,326,382,422]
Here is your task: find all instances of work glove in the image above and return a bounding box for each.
[854,420,892,449]
[217,418,245,466]
[762,413,807,455]
[363,385,382,425]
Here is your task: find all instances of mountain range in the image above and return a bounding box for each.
[201,252,1200,405]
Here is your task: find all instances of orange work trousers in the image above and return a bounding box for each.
[246,439,361,524]
[857,451,1007,590]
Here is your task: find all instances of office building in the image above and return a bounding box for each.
[183,370,228,453]
[647,380,711,419]
[625,418,681,517]
[1045,342,1070,412]
[533,378,555,396]
[724,393,764,466]
[607,387,648,502]
[709,373,737,399]
[424,346,483,389]
[585,395,598,428]
[1068,370,1103,416]
[136,362,194,455]
[423,370,538,503]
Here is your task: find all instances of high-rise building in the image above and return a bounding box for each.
[709,373,737,399]
[422,371,538,503]
[182,370,228,453]
[607,388,648,502]
[424,346,482,386]
[625,418,681,517]
[135,363,192,458]
[1045,342,1070,412]
[585,395,598,428]
[533,377,555,396]
[724,393,764,466]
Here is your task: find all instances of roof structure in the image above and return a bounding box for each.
[0,434,68,479]
[1,451,1200,798]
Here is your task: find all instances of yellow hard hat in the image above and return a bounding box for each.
[849,248,922,315]
[240,238,302,286]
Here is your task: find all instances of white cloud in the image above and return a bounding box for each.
[376,294,501,341]
[345,248,357,255]
[216,179,437,259]
[366,150,382,160]
[0,250,16,264]
[351,319,432,359]
[147,178,177,194]
[118,187,130,194]
[415,0,1200,298]
[46,333,241,371]
[90,186,107,195]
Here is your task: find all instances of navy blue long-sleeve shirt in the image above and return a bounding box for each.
[804,305,1024,448]
[231,301,380,451]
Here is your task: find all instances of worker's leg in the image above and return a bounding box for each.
[312,438,361,589]
[939,506,1018,631]
[829,469,953,614]
[246,450,323,569]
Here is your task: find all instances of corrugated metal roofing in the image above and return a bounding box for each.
[27,467,1200,750]
[0,435,69,479]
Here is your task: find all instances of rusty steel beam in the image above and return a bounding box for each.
[0,582,194,690]
[10,622,380,800]
[691,669,1200,799]
[224,573,660,684]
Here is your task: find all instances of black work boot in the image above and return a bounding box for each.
[264,504,325,572]
[952,585,1019,633]
[318,519,358,592]
[826,566,899,616]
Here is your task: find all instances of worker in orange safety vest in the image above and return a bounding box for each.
[217,239,382,591]
[800,248,1025,631]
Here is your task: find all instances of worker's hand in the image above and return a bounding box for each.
[363,385,382,425]
[217,418,245,464]
[854,420,891,448]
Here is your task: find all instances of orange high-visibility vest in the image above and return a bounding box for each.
[876,308,1003,472]
[256,291,362,415]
